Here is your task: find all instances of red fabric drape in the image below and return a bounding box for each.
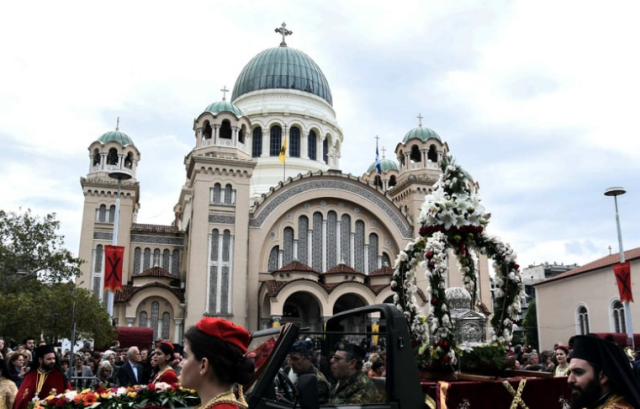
[104,245,124,292]
[614,262,634,303]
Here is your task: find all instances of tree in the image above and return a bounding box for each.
[523,299,539,350]
[0,209,115,346]
[0,209,81,292]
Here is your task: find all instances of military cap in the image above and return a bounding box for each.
[290,340,314,356]
[334,342,365,361]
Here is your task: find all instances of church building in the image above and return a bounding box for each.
[76,24,493,343]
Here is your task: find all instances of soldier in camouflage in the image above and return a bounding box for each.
[329,342,381,405]
[288,340,331,404]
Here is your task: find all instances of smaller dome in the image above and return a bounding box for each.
[98,130,134,146]
[402,126,441,144]
[367,158,399,174]
[445,287,472,310]
[204,100,244,117]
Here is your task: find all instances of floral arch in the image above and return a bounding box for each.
[392,156,524,365]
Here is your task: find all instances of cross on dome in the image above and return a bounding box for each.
[381,147,387,159]
[116,117,120,131]
[417,113,423,128]
[374,135,380,147]
[220,86,229,101]
[275,22,293,47]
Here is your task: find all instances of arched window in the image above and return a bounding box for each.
[578,306,590,335]
[211,229,219,260]
[270,126,282,156]
[382,252,391,267]
[340,214,351,265]
[222,230,231,262]
[99,205,106,222]
[268,246,279,272]
[312,212,323,272]
[428,145,438,162]
[107,148,119,165]
[151,301,159,339]
[203,122,212,140]
[108,205,116,223]
[389,175,397,188]
[374,175,383,189]
[327,211,337,268]
[298,216,309,265]
[283,227,294,265]
[92,149,101,166]
[153,249,161,267]
[143,248,151,270]
[162,249,170,271]
[368,233,379,273]
[139,311,148,327]
[252,127,262,158]
[308,131,317,160]
[224,184,233,205]
[133,247,142,275]
[612,301,626,333]
[410,145,421,162]
[161,312,170,339]
[355,220,365,273]
[94,245,103,273]
[124,152,133,169]
[213,183,221,203]
[220,120,232,139]
[290,127,301,157]
[322,138,328,164]
[171,250,179,275]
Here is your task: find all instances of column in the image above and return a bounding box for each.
[231,190,236,205]
[336,220,341,263]
[278,249,284,269]
[293,239,298,260]
[422,150,427,165]
[350,232,355,266]
[101,153,107,170]
[196,127,203,148]
[301,132,309,159]
[317,137,323,163]
[364,244,369,274]
[272,316,282,328]
[213,125,219,145]
[307,230,313,266]
[322,218,327,272]
[405,153,410,170]
[173,318,183,343]
[216,233,223,313]
[228,235,234,314]
[378,255,382,269]
[262,130,270,157]
[126,317,135,327]
[232,126,238,145]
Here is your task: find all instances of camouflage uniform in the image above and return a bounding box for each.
[329,372,381,405]
[295,365,331,404]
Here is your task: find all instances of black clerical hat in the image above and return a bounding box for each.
[35,345,55,360]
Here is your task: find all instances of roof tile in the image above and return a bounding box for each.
[325,264,363,275]
[136,267,175,279]
[275,261,318,273]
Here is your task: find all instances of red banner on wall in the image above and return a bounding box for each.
[104,245,124,292]
[613,262,634,303]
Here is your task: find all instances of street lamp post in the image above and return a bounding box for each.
[107,169,132,320]
[604,186,634,349]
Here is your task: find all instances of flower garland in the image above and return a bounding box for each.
[392,155,524,366]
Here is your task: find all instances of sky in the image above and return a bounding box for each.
[1,0,639,272]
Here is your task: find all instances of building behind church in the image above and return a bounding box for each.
[76,26,493,343]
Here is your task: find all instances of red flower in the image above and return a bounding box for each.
[513,263,520,270]
[425,251,434,259]
[443,355,451,363]
[431,297,438,305]
[427,262,435,268]
[147,383,156,391]
[55,398,68,408]
[443,341,449,348]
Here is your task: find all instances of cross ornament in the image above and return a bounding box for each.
[220,86,229,101]
[275,22,293,47]
[381,146,387,159]
[502,379,529,409]
[116,117,120,131]
[417,113,423,127]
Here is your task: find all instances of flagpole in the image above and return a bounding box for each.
[108,170,132,323]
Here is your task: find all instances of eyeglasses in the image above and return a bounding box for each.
[331,355,348,361]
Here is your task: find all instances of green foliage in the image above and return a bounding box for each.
[0,209,81,291]
[523,299,539,350]
[0,209,114,346]
[458,344,507,373]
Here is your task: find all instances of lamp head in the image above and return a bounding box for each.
[604,187,626,197]
[108,170,132,181]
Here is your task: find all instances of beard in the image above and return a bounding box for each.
[570,376,602,409]
[41,362,56,372]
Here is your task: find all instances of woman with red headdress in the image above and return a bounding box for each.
[180,318,254,409]
[151,341,179,385]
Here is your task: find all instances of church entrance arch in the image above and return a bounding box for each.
[281,291,323,331]
[332,293,368,334]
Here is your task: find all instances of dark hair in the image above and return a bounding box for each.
[372,360,384,371]
[156,343,174,360]
[0,359,9,378]
[184,326,254,385]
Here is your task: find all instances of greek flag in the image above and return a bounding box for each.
[375,145,381,174]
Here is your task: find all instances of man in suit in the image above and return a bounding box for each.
[115,347,143,387]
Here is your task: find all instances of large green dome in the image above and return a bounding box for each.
[204,100,244,117]
[98,130,134,146]
[402,126,441,144]
[231,47,333,105]
[367,158,399,174]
